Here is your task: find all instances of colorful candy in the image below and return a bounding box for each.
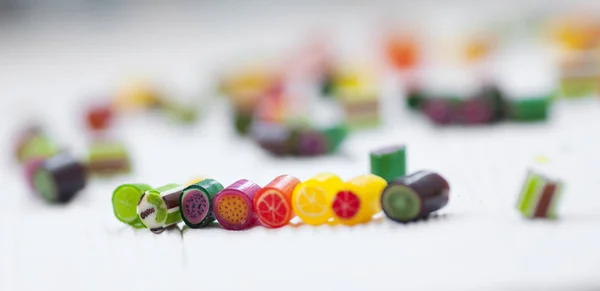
[87,141,131,175]
[32,152,87,203]
[381,171,449,223]
[112,183,152,228]
[331,174,388,225]
[86,104,113,131]
[180,179,224,228]
[292,173,344,225]
[137,184,184,234]
[370,145,406,183]
[253,175,301,228]
[506,97,550,121]
[14,126,58,163]
[213,179,261,230]
[516,171,563,219]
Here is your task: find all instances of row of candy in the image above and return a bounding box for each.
[407,85,550,125]
[113,171,450,234]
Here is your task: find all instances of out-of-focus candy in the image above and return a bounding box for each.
[160,100,199,125]
[112,183,152,228]
[385,35,420,70]
[14,126,58,163]
[331,174,387,225]
[370,145,406,183]
[516,171,563,219]
[381,171,449,223]
[422,98,455,125]
[251,121,299,156]
[213,179,261,230]
[506,97,550,121]
[87,141,131,176]
[336,84,380,129]
[180,179,224,229]
[321,124,348,153]
[405,85,425,110]
[253,175,301,228]
[137,183,184,234]
[292,173,343,225]
[558,51,599,98]
[457,96,494,125]
[463,36,494,63]
[114,81,161,111]
[23,157,46,190]
[86,104,113,131]
[33,152,87,204]
[552,17,600,50]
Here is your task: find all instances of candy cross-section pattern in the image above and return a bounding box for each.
[137,184,184,234]
[213,179,261,230]
[253,175,300,228]
[516,171,563,219]
[180,179,224,228]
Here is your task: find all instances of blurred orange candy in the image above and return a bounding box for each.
[385,35,420,70]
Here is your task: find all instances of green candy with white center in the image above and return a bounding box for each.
[137,183,184,234]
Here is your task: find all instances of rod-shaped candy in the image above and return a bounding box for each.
[137,184,184,234]
[381,171,449,223]
[32,152,87,203]
[112,183,152,228]
[292,172,344,225]
[331,174,387,225]
[180,179,224,229]
[253,175,301,228]
[370,145,406,183]
[213,179,261,230]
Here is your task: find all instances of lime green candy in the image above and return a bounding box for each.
[112,183,152,228]
[34,168,57,202]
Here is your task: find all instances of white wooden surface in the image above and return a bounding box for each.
[1,2,600,290]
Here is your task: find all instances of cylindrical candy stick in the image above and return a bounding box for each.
[137,183,184,234]
[331,174,387,225]
[180,179,224,229]
[33,152,87,203]
[112,183,152,228]
[381,171,449,223]
[253,175,301,228]
[292,172,344,225]
[213,179,261,230]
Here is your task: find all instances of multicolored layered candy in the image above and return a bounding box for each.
[516,171,563,219]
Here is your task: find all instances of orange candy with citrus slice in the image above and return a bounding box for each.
[253,175,301,228]
[292,173,344,225]
[331,174,388,226]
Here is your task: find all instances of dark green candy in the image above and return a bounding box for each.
[370,145,406,183]
[180,179,224,228]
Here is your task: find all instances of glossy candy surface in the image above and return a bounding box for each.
[381,171,449,223]
[213,179,261,230]
[33,152,87,203]
[292,173,344,225]
[370,145,406,183]
[180,179,224,228]
[112,183,152,228]
[253,175,300,228]
[137,184,184,234]
[331,174,388,225]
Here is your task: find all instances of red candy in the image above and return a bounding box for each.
[86,104,113,131]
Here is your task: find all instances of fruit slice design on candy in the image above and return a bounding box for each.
[112,183,152,228]
[137,184,183,234]
[331,190,361,220]
[292,173,343,225]
[213,179,261,230]
[180,179,223,229]
[253,175,300,228]
[331,174,388,226]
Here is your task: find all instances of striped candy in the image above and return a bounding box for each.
[516,171,563,219]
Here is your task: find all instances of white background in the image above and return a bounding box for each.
[1,1,600,290]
